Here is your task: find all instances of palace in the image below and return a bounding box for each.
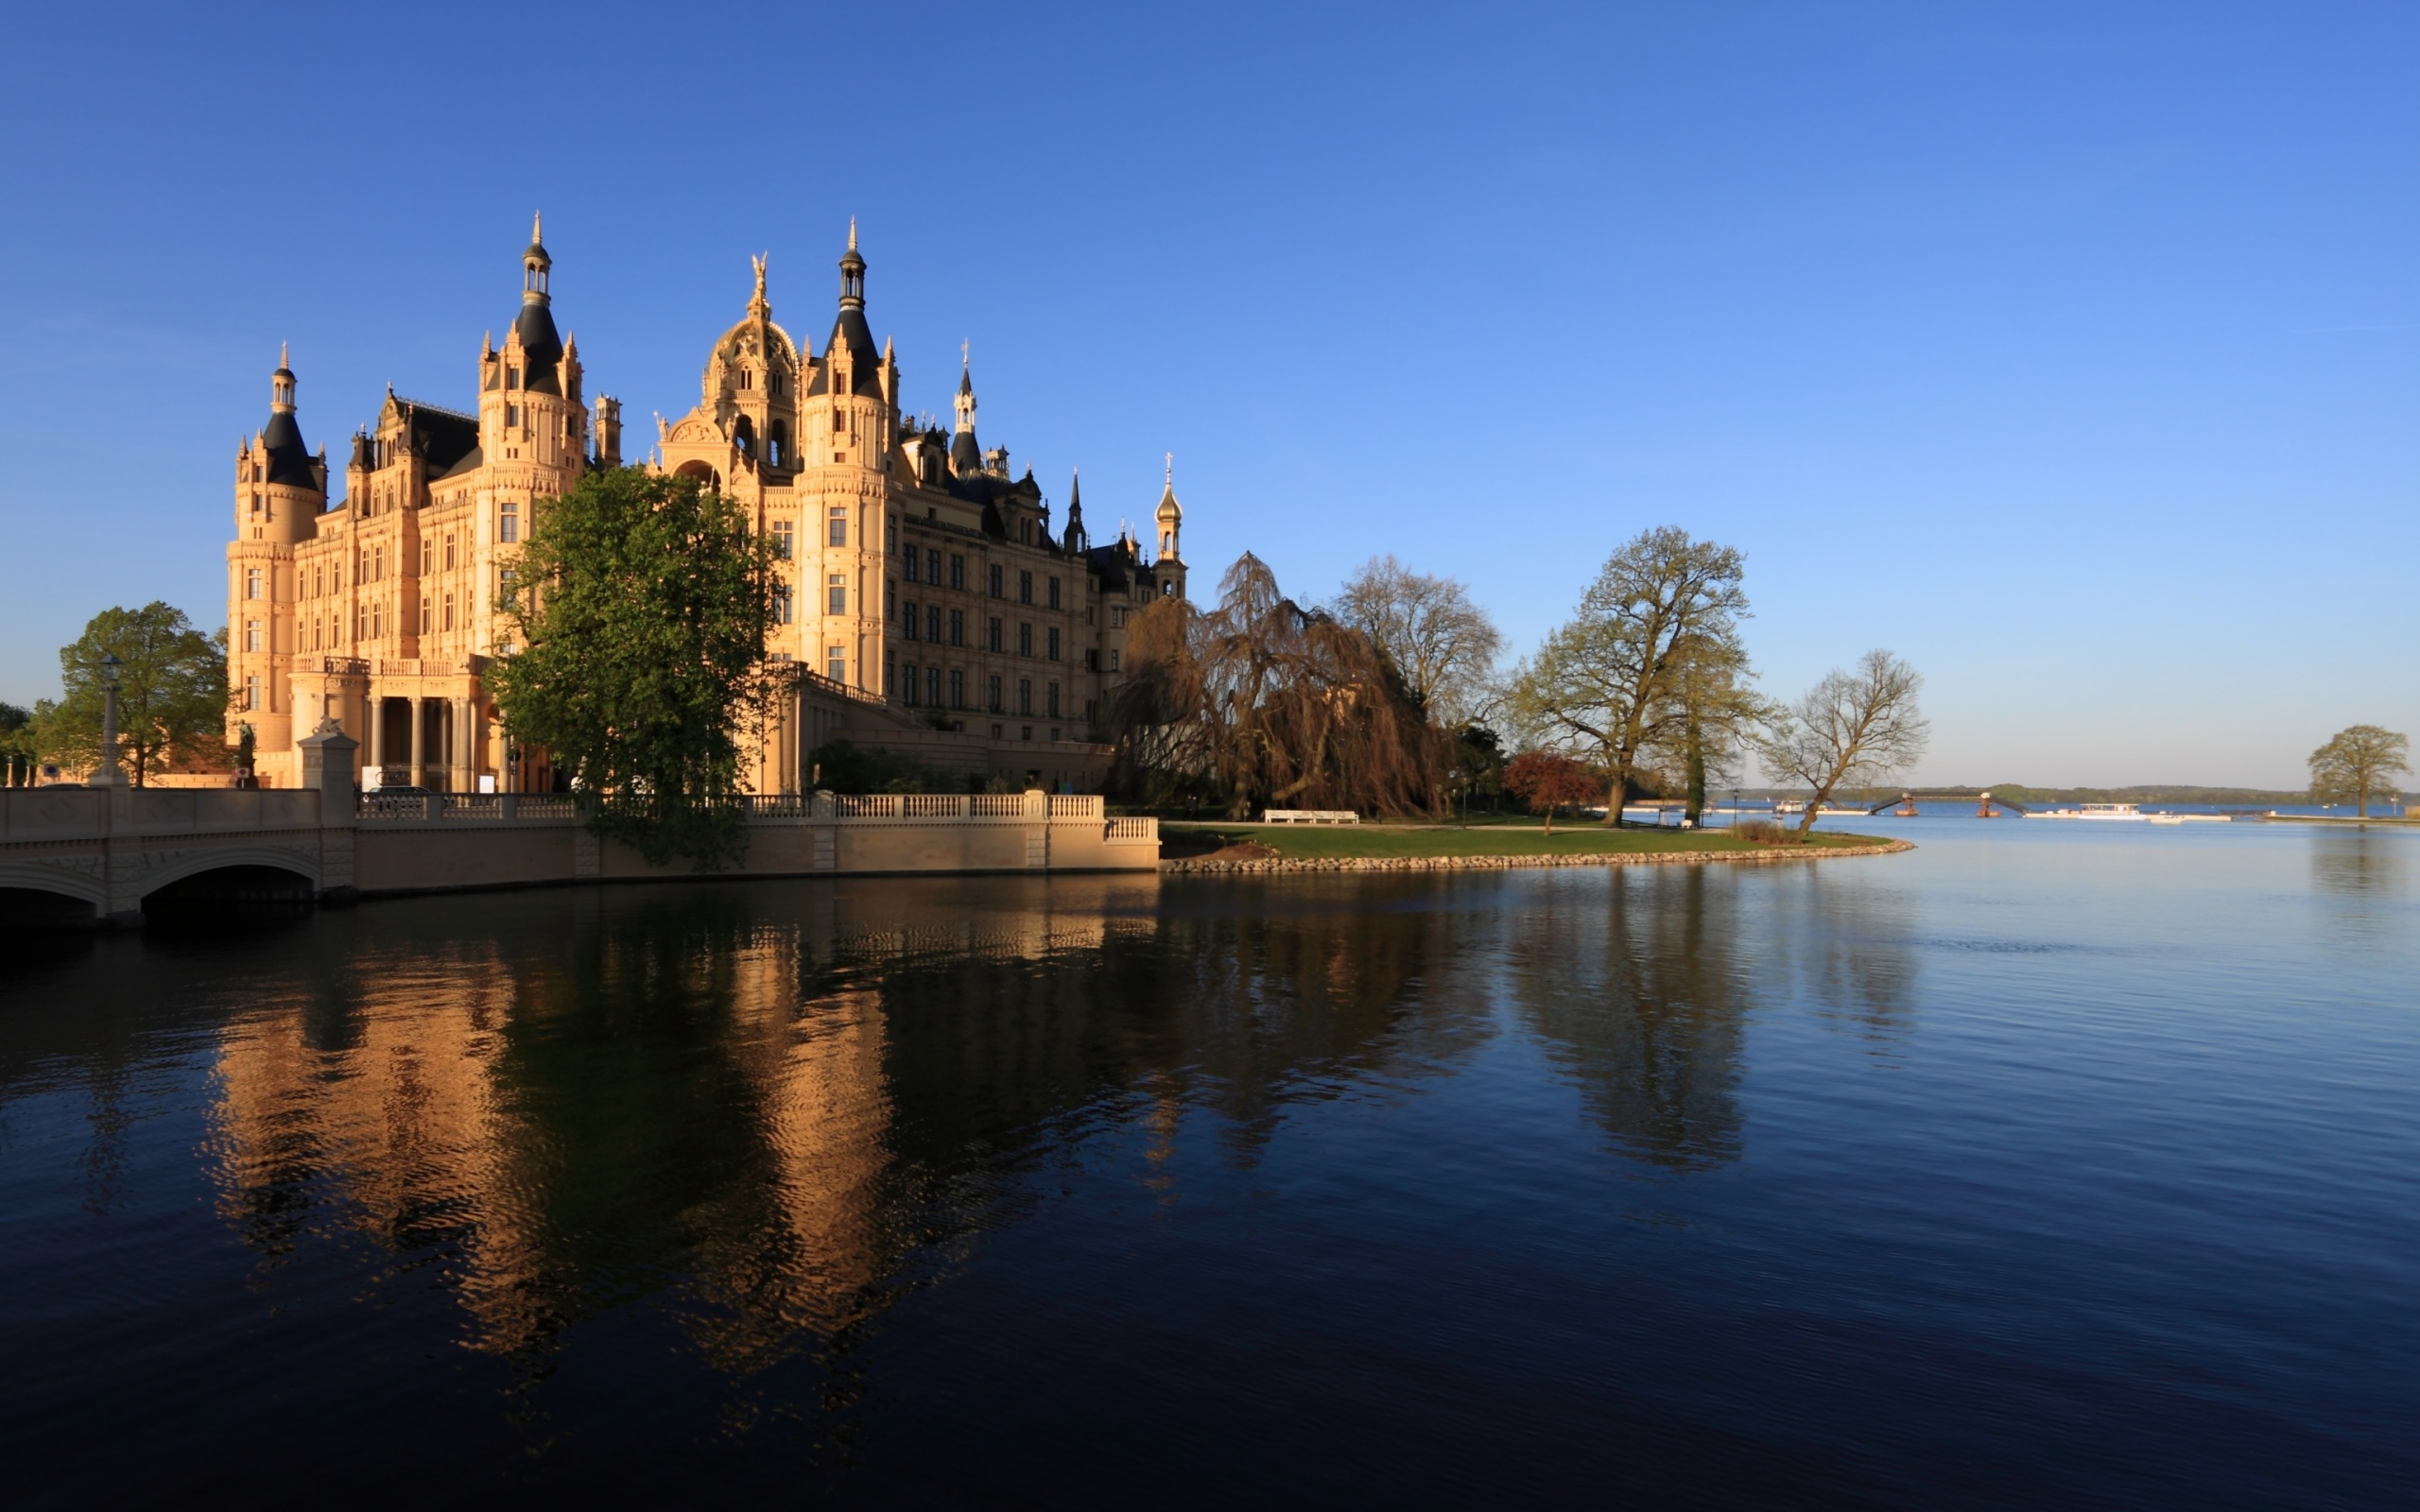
[224,220,1189,793]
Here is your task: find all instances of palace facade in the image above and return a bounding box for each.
[224,220,1189,793]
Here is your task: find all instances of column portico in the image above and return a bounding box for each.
[408,697,427,788]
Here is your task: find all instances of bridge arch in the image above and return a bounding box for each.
[134,847,321,903]
[0,861,107,917]
[140,861,319,917]
[0,883,101,926]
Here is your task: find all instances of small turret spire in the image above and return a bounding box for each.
[523,213,552,302]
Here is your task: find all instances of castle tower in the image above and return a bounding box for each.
[227,345,325,769]
[594,394,622,468]
[797,221,900,694]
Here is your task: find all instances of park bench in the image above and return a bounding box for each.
[1263,809,1360,825]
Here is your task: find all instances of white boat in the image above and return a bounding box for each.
[2147,813,2232,825]
[2025,802,2149,822]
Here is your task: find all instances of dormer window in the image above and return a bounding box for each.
[508,368,521,390]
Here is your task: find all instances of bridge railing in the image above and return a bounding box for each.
[1,786,322,838]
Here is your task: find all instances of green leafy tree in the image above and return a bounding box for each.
[0,701,35,785]
[33,603,230,786]
[2307,725,2410,818]
[1651,628,1772,826]
[490,467,776,870]
[1508,526,1751,822]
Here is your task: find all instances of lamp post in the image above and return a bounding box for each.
[91,652,128,788]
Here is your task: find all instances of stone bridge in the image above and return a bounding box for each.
[2,730,1158,928]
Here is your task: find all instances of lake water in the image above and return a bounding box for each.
[3,820,2413,1508]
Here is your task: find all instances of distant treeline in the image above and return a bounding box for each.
[1796,783,2385,806]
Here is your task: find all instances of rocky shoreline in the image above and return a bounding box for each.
[1161,838,1914,874]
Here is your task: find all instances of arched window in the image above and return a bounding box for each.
[769,421,789,468]
[735,416,755,458]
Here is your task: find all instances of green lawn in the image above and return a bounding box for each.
[1160,821,1890,861]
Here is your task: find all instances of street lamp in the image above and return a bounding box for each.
[92,652,128,788]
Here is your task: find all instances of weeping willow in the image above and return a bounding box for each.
[1108,554,1444,817]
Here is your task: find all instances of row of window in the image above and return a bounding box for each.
[894,601,1105,665]
[896,663,1080,721]
[896,546,1060,610]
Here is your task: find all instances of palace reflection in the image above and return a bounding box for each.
[200,872,1497,1379]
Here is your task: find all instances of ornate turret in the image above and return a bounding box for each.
[257,344,320,490]
[1154,454,1184,563]
[511,212,565,394]
[817,221,880,400]
[950,348,980,475]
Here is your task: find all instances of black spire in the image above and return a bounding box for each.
[260,345,317,487]
[513,212,565,395]
[1063,469,1090,554]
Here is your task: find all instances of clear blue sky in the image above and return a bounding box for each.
[1,2,2411,788]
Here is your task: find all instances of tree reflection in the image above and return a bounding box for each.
[1506,867,1748,1170]
[1766,866,1920,1041]
[2309,833,2411,950]
[2310,833,2407,898]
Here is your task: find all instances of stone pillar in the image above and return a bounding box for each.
[367,696,386,784]
[408,696,426,788]
[298,718,359,904]
[454,696,473,792]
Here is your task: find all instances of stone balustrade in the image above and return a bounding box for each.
[1,763,1155,928]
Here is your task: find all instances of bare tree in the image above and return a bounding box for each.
[1508,526,1750,821]
[1333,555,1505,729]
[2308,724,2411,818]
[1757,650,1928,837]
[1107,554,1443,817]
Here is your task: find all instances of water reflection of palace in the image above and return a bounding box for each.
[198,868,1917,1383]
[202,878,1199,1366]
